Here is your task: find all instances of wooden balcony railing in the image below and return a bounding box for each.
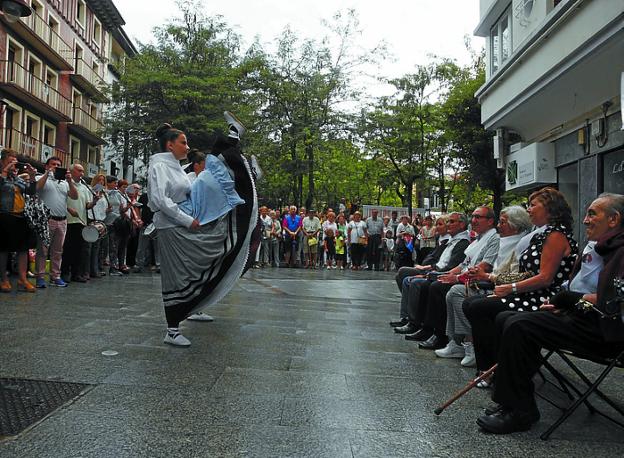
[0,60,72,119]
[72,107,104,134]
[74,58,107,95]
[1,127,69,166]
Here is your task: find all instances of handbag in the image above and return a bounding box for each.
[308,236,318,246]
[357,236,367,245]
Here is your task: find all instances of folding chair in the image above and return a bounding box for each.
[536,347,624,440]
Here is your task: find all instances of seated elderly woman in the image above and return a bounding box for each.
[435,206,532,367]
[463,187,578,383]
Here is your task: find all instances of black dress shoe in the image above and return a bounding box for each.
[476,406,540,434]
[389,318,409,327]
[405,328,432,341]
[484,403,504,416]
[394,323,418,334]
[418,335,447,350]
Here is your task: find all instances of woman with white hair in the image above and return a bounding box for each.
[435,206,533,367]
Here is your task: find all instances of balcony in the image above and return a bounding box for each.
[1,127,70,166]
[70,58,108,101]
[69,107,106,145]
[0,11,73,71]
[0,61,72,121]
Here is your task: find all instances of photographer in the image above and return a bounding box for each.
[0,149,37,292]
[35,157,78,287]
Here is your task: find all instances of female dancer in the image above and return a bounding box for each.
[148,114,257,346]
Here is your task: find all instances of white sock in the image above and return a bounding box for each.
[167,327,179,336]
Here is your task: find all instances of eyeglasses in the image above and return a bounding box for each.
[447,219,459,224]
[471,214,489,219]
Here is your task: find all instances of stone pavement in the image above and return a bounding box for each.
[0,267,623,457]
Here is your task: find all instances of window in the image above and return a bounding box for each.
[69,136,81,162]
[93,17,102,48]
[76,0,86,29]
[490,8,512,75]
[558,163,579,239]
[42,121,56,147]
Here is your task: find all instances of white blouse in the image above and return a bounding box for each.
[148,152,195,229]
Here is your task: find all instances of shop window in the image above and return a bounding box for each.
[558,163,579,239]
[603,149,624,194]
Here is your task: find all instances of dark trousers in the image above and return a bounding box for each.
[406,279,432,325]
[88,239,101,277]
[492,310,624,411]
[395,266,427,291]
[463,295,512,371]
[351,243,365,267]
[423,281,453,335]
[367,234,382,270]
[61,223,87,279]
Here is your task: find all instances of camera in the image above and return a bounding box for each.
[53,167,68,181]
[16,162,28,173]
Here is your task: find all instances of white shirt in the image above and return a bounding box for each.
[347,220,367,244]
[148,152,195,229]
[91,195,108,221]
[66,181,91,225]
[36,174,70,217]
[567,241,603,294]
[322,220,338,239]
[302,216,321,234]
[396,222,415,237]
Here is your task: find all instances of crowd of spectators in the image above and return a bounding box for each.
[0,150,158,293]
[389,187,624,435]
[252,205,444,271]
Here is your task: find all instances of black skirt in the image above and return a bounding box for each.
[0,212,35,252]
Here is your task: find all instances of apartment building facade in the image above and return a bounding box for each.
[475,0,624,238]
[0,0,135,177]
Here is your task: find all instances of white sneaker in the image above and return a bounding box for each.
[434,340,465,358]
[187,312,214,322]
[164,332,191,347]
[461,342,476,367]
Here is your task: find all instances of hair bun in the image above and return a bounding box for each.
[156,123,173,139]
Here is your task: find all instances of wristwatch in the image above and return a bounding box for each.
[511,282,518,294]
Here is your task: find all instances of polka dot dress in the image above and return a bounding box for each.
[500,224,578,312]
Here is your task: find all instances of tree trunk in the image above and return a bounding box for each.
[405,182,413,218]
[122,130,131,181]
[438,165,446,212]
[492,169,505,217]
[305,143,314,209]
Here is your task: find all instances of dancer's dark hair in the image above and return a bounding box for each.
[156,123,184,152]
[187,149,206,165]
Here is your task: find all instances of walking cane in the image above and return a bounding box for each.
[434,364,497,415]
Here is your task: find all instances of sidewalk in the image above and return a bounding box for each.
[1,268,623,457]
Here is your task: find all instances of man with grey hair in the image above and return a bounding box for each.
[416,206,500,350]
[437,206,532,366]
[394,212,471,335]
[477,193,624,434]
[61,164,99,283]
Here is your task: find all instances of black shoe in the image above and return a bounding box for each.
[394,323,418,334]
[418,335,447,350]
[405,328,432,341]
[484,403,504,416]
[71,276,87,283]
[476,405,540,434]
[389,318,409,327]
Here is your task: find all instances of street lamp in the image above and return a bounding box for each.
[1,0,32,23]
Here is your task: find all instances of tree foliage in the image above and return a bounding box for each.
[107,2,499,215]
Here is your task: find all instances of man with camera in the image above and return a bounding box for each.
[476,193,624,434]
[35,157,78,287]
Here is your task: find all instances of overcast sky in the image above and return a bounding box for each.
[116,0,483,97]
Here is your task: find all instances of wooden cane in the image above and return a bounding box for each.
[433,364,497,415]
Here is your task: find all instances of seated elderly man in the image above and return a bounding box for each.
[477,193,624,434]
[415,206,500,349]
[392,213,471,334]
[436,206,532,366]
